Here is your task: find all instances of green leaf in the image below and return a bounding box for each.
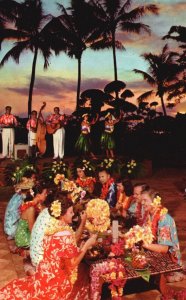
[125,256,132,262]
[135,269,151,282]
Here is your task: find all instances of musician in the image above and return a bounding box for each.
[0,106,18,158]
[46,107,65,160]
[26,110,44,158]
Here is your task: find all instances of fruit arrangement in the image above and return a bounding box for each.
[131,253,148,270]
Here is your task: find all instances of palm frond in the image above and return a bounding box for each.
[121,4,158,22]
[133,69,155,85]
[0,40,29,66]
[163,26,186,43]
[1,28,28,40]
[0,0,21,22]
[137,90,154,103]
[118,0,132,15]
[90,37,123,50]
[120,22,150,34]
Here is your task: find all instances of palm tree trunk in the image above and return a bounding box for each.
[76,56,81,110]
[160,95,167,116]
[28,47,38,117]
[112,30,118,81]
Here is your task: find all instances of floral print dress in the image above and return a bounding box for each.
[0,230,79,300]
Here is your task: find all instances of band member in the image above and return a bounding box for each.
[0,106,18,158]
[46,107,65,160]
[26,110,44,158]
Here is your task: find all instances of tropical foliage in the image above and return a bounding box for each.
[0,0,62,116]
[88,0,159,81]
[133,44,183,116]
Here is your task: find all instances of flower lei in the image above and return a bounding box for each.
[100,177,114,200]
[85,199,110,233]
[76,176,95,188]
[54,174,65,185]
[150,196,168,238]
[124,225,154,249]
[136,202,149,226]
[90,258,126,300]
[70,187,86,203]
[20,199,38,213]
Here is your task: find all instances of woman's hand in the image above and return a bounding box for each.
[80,211,87,224]
[85,233,97,249]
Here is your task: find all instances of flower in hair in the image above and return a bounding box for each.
[51,200,61,218]
[152,195,161,207]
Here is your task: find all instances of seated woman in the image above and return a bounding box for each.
[4,178,35,240]
[30,190,87,268]
[0,194,97,300]
[116,178,133,217]
[141,189,185,282]
[14,184,48,250]
[30,191,56,268]
[75,162,96,194]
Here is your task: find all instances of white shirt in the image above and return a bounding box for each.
[30,208,51,267]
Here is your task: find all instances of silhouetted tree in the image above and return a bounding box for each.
[89,0,159,81]
[51,0,122,109]
[133,44,182,116]
[0,0,59,116]
[163,26,186,103]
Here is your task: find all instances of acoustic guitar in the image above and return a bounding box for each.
[46,123,61,134]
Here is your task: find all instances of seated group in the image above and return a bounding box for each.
[1,164,186,299]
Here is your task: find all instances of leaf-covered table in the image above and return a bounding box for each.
[89,250,182,300]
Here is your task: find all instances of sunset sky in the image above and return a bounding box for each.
[0,0,185,117]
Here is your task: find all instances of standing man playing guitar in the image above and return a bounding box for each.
[0,106,18,159]
[46,107,65,160]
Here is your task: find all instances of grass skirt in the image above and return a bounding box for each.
[101,132,115,150]
[75,133,91,154]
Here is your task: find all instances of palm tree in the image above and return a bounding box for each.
[51,0,122,110]
[88,0,159,81]
[163,25,186,64]
[133,44,182,116]
[0,1,28,49]
[0,0,62,116]
[163,26,186,103]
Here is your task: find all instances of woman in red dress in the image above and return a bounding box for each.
[0,194,97,300]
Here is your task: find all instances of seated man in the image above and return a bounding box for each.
[141,189,186,282]
[98,167,117,208]
[128,182,150,225]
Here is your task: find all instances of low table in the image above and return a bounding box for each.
[89,251,182,300]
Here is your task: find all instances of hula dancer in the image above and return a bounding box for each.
[101,112,121,158]
[75,113,98,159]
